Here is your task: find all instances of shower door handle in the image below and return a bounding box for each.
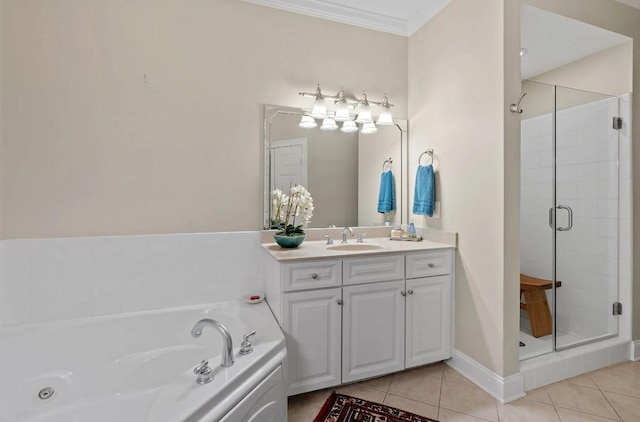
[556,205,573,231]
[548,208,554,229]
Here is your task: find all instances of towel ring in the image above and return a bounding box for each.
[418,149,434,166]
[382,158,393,171]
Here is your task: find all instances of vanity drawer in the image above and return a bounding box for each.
[406,251,452,279]
[282,260,342,292]
[343,255,404,285]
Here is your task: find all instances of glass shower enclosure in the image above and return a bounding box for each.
[519,80,620,360]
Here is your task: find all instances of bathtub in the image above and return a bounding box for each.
[0,300,287,422]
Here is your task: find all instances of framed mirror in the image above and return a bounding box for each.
[263,105,408,229]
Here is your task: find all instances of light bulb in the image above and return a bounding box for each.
[311,98,327,119]
[376,109,393,125]
[340,120,358,133]
[355,104,372,123]
[360,121,377,135]
[320,118,338,131]
[334,102,351,122]
[376,95,393,125]
[298,115,317,129]
[310,84,327,119]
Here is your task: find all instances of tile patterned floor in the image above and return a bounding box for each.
[288,361,640,421]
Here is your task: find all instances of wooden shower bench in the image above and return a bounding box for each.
[520,274,562,338]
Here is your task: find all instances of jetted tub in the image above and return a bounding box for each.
[0,300,286,422]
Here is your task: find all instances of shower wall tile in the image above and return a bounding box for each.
[0,231,264,326]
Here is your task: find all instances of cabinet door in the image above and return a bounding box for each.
[406,275,451,368]
[282,288,342,395]
[342,280,405,383]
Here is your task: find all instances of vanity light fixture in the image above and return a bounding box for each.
[334,90,351,122]
[360,121,378,135]
[299,115,318,129]
[355,93,372,124]
[340,120,358,133]
[320,117,339,131]
[298,84,394,134]
[310,85,328,119]
[376,95,393,126]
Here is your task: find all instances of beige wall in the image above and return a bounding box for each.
[0,0,408,239]
[409,0,516,376]
[522,42,632,119]
[521,0,640,347]
[521,79,612,119]
[531,42,633,96]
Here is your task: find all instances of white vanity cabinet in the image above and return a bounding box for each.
[405,251,453,367]
[263,246,454,397]
[281,288,342,395]
[342,280,405,383]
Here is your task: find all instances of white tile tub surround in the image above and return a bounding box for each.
[0,232,264,326]
[520,95,630,343]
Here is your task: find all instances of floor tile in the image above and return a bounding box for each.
[556,407,620,421]
[287,397,322,422]
[388,366,442,405]
[565,373,598,389]
[358,373,394,392]
[595,362,635,376]
[547,382,619,420]
[591,369,640,398]
[293,388,332,407]
[335,383,387,403]
[443,364,474,385]
[626,360,640,376]
[383,393,439,419]
[497,398,560,421]
[439,379,499,422]
[438,408,491,421]
[524,387,553,404]
[287,361,640,422]
[603,391,640,422]
[412,361,445,379]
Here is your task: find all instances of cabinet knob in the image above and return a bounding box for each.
[408,289,414,295]
[428,263,435,268]
[337,299,343,306]
[311,273,318,279]
[401,291,406,297]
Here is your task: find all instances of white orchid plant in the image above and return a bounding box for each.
[271,185,314,236]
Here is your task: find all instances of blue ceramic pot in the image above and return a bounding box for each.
[273,233,306,248]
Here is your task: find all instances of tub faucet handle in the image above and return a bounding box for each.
[193,360,213,384]
[239,331,256,355]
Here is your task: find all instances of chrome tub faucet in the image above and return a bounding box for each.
[191,318,234,368]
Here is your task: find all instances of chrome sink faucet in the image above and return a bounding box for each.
[342,227,354,244]
[191,318,234,368]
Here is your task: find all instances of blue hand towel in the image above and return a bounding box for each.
[413,165,435,217]
[377,170,396,213]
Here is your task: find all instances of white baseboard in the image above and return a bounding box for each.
[447,349,525,404]
[632,340,640,361]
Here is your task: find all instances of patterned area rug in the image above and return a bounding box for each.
[313,392,439,422]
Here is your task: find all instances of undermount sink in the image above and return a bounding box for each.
[327,243,384,251]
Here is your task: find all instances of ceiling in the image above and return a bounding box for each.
[241,0,452,35]
[243,0,635,77]
[521,5,631,78]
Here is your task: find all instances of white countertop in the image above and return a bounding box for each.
[262,237,455,262]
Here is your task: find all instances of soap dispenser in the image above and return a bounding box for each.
[409,220,416,238]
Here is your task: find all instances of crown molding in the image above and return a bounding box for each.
[407,0,451,35]
[241,0,409,36]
